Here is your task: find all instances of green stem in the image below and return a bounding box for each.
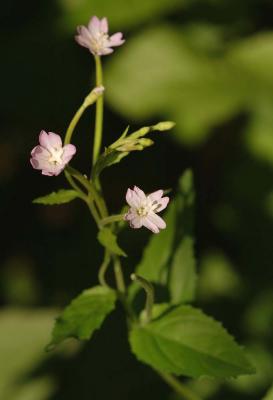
[156,371,202,400]
[130,274,154,323]
[92,55,104,165]
[64,170,86,200]
[67,166,107,218]
[113,256,126,294]
[86,194,101,227]
[98,250,111,286]
[64,88,103,145]
[101,214,125,226]
[64,103,86,145]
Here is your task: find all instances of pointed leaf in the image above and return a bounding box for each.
[33,189,79,205]
[130,305,255,379]
[49,286,116,347]
[98,228,127,257]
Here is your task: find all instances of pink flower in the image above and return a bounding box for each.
[30,131,76,176]
[125,186,169,234]
[75,16,125,56]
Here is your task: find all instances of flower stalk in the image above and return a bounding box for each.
[92,55,104,166]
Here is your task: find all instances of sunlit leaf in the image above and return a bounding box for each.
[130,305,255,378]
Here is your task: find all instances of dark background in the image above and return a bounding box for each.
[1,0,273,399]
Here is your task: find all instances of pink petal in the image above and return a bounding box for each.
[42,164,63,176]
[109,32,125,47]
[31,145,50,160]
[133,186,146,201]
[88,16,100,32]
[62,144,76,163]
[99,46,114,55]
[126,188,140,208]
[130,217,143,229]
[148,189,163,202]
[124,211,136,221]
[30,157,39,169]
[100,17,108,33]
[142,217,160,233]
[156,196,169,212]
[147,213,166,229]
[75,26,93,48]
[39,130,51,149]
[47,132,62,148]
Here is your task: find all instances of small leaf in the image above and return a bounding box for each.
[49,286,116,347]
[98,228,127,257]
[33,189,79,205]
[130,305,255,379]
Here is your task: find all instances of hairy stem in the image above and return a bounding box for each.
[156,371,202,400]
[92,55,104,165]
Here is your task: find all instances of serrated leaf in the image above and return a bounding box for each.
[49,286,116,347]
[98,228,127,257]
[33,189,79,205]
[130,169,196,304]
[130,305,255,379]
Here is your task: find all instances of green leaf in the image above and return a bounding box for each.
[98,228,127,257]
[130,305,255,379]
[169,237,196,304]
[49,286,116,347]
[130,169,196,304]
[168,170,196,304]
[135,199,176,283]
[33,189,79,205]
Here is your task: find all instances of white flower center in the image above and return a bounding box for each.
[91,33,109,53]
[136,205,150,217]
[136,199,160,217]
[48,147,64,165]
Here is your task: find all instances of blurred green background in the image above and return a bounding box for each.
[1,0,273,399]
